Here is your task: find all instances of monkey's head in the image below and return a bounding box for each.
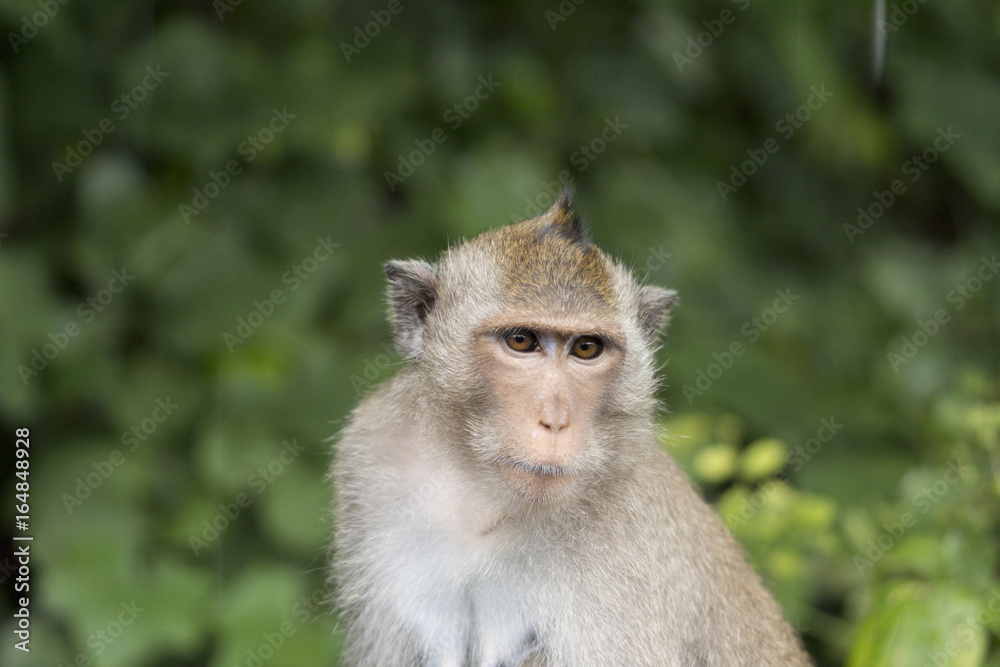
[385,194,676,504]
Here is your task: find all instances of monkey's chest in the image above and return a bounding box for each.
[382,472,538,667]
[379,501,540,665]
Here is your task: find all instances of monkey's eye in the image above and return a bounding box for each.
[571,336,603,360]
[505,330,538,353]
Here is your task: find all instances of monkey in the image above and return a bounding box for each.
[330,193,812,666]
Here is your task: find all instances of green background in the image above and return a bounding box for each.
[1,0,998,665]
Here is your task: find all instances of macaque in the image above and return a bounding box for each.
[331,194,811,666]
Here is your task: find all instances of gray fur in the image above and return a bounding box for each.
[385,259,438,359]
[331,199,811,666]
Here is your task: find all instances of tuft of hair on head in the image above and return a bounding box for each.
[545,190,588,245]
[489,191,614,312]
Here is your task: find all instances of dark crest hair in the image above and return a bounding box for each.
[542,191,590,246]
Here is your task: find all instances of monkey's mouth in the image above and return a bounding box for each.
[498,457,578,503]
[498,456,576,478]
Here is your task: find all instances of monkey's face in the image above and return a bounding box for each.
[471,311,626,503]
[385,194,675,503]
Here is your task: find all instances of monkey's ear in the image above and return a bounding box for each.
[385,259,439,359]
[637,285,678,338]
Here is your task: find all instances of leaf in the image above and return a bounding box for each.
[847,581,987,667]
[739,437,788,481]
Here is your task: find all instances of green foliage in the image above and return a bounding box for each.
[666,373,1000,664]
[0,0,997,665]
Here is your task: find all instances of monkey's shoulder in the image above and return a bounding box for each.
[335,372,420,458]
[336,376,508,542]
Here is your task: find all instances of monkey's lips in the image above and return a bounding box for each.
[500,457,574,477]
[497,456,577,502]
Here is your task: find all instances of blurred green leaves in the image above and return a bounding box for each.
[1,0,998,665]
[848,582,989,667]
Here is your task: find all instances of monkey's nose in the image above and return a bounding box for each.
[539,403,570,433]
